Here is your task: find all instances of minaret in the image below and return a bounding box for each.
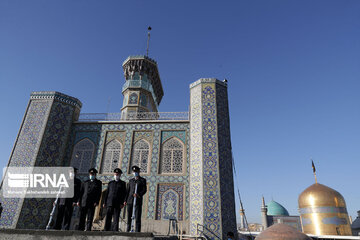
[121,55,164,119]
[239,200,247,230]
[261,196,268,230]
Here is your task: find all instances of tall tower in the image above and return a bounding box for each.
[261,196,268,230]
[0,92,81,229]
[189,78,237,239]
[121,55,164,119]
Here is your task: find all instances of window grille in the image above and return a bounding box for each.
[130,139,150,173]
[160,138,184,174]
[70,138,95,173]
[101,140,122,174]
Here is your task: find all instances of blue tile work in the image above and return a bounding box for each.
[0,100,52,228]
[129,92,139,104]
[161,130,186,144]
[216,83,237,238]
[155,184,184,221]
[189,83,204,235]
[16,100,80,229]
[75,131,100,145]
[189,79,237,239]
[0,92,81,229]
[67,122,190,220]
[35,102,75,166]
[201,84,222,235]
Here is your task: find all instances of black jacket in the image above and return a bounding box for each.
[103,179,126,208]
[59,177,82,206]
[79,178,102,207]
[125,177,147,205]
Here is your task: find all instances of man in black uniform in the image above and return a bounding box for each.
[54,167,82,230]
[103,168,127,231]
[77,168,102,231]
[125,165,147,232]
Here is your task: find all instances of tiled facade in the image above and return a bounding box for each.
[67,122,190,221]
[1,59,236,238]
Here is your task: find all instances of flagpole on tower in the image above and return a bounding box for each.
[311,159,317,184]
[146,26,151,56]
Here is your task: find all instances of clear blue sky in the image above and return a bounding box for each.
[1,0,359,224]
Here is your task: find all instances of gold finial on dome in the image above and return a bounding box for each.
[311,159,317,184]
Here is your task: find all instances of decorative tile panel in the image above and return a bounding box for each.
[133,131,153,143]
[161,130,186,144]
[155,184,184,221]
[35,102,75,166]
[189,84,204,235]
[128,92,139,104]
[216,83,237,238]
[202,84,222,236]
[105,131,125,144]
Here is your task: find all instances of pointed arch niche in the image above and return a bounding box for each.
[100,139,122,174]
[70,138,95,173]
[155,184,184,221]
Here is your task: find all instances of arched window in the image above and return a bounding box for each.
[70,138,95,173]
[130,139,150,173]
[101,140,122,174]
[160,137,184,174]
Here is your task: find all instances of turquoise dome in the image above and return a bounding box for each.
[266,201,289,216]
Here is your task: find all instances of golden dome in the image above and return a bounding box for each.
[255,223,312,240]
[299,183,346,208]
[298,183,352,236]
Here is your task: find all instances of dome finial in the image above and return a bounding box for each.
[311,158,317,184]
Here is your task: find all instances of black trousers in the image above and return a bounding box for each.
[126,204,142,232]
[78,205,96,231]
[104,206,121,231]
[54,204,74,230]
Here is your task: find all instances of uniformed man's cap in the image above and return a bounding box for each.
[114,168,122,174]
[131,166,140,172]
[88,168,98,174]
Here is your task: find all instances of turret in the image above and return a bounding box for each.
[121,55,164,119]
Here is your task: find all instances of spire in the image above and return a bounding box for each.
[261,196,266,209]
[146,26,151,56]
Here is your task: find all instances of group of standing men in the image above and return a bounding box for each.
[54,165,147,232]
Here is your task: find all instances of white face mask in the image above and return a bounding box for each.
[69,172,75,179]
[114,175,120,181]
[133,172,139,177]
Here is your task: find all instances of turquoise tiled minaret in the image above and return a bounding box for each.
[0,92,81,229]
[189,78,237,239]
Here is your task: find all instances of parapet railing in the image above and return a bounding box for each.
[78,112,189,122]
